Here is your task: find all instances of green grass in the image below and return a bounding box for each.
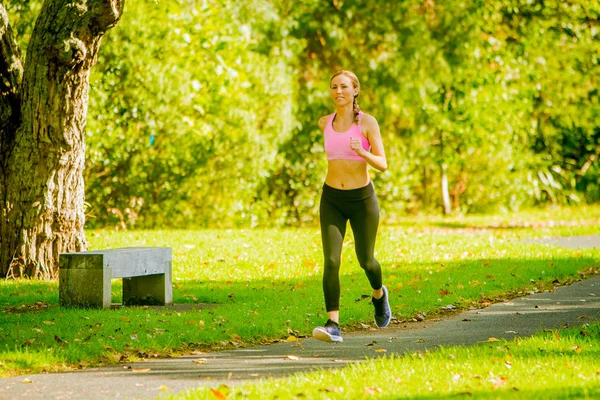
[173,323,600,400]
[1,205,599,379]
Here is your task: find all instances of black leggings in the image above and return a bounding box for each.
[319,182,382,312]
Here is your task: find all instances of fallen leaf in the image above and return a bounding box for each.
[286,336,298,342]
[365,387,382,395]
[210,387,228,399]
[231,334,242,342]
[23,378,32,384]
[376,349,387,353]
[159,385,169,391]
[43,320,55,325]
[285,355,299,360]
[193,358,208,365]
[132,368,151,373]
[489,376,508,389]
[487,337,500,342]
[417,339,425,343]
[294,281,307,289]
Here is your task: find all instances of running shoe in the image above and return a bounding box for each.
[312,319,343,343]
[372,285,391,328]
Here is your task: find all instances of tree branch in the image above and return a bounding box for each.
[0,4,23,136]
[51,0,125,67]
[90,0,125,33]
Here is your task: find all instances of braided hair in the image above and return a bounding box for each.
[330,70,361,124]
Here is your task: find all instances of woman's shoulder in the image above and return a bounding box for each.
[359,112,378,129]
[359,111,377,123]
[318,113,333,131]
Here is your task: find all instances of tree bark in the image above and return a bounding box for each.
[0,0,124,278]
[440,163,451,215]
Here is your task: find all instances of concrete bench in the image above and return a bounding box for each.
[59,247,172,309]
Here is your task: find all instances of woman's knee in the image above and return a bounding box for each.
[324,257,341,273]
[359,258,380,273]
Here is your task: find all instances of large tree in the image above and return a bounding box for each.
[0,0,124,278]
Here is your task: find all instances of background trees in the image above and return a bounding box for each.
[4,0,599,237]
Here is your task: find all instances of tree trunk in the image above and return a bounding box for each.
[441,163,451,215]
[437,128,451,215]
[0,0,124,278]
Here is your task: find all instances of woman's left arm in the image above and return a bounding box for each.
[351,114,387,172]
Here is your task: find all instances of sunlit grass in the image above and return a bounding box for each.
[174,323,600,400]
[1,206,599,378]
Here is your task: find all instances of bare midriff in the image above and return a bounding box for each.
[325,159,370,190]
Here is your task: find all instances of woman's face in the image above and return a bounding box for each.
[330,74,358,106]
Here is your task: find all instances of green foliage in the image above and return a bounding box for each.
[85,0,297,228]
[5,0,599,227]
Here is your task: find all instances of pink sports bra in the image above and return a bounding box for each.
[323,112,370,161]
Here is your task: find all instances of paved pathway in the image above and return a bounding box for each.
[1,236,599,400]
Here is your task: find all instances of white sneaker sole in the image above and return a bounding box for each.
[374,316,391,328]
[312,327,343,343]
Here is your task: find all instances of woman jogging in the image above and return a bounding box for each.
[312,70,391,343]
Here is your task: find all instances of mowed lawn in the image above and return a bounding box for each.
[173,323,600,400]
[1,206,599,385]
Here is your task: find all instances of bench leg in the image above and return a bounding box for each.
[123,271,172,306]
[60,266,112,309]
